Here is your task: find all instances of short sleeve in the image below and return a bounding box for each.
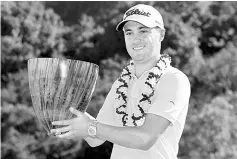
[147,71,191,124]
[96,81,118,126]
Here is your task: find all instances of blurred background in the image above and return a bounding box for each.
[1,1,237,159]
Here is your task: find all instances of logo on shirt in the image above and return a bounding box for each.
[124,9,151,20]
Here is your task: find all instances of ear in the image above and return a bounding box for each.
[160,29,166,42]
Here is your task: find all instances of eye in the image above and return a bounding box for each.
[140,29,148,33]
[125,32,132,36]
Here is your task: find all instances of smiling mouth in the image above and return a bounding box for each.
[133,46,145,50]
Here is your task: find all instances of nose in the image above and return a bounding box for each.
[132,33,142,42]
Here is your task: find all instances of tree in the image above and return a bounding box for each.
[179,92,237,159]
[1,2,85,159]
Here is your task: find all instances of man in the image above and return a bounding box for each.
[51,4,191,159]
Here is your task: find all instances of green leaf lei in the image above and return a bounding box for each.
[115,54,171,126]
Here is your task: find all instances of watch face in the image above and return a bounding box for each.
[88,127,96,136]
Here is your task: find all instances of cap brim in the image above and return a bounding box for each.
[116,20,130,31]
[116,18,163,31]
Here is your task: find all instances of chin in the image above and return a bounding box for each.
[133,58,147,64]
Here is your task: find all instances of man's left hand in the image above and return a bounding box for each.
[50,107,91,139]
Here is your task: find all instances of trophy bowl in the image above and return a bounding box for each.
[28,58,99,135]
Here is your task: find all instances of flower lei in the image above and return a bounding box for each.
[115,54,171,126]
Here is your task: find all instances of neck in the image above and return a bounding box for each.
[134,56,160,78]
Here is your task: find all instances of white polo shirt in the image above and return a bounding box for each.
[96,66,191,159]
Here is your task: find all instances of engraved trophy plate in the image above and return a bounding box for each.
[28,58,99,135]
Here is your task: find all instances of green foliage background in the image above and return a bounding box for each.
[1,1,237,159]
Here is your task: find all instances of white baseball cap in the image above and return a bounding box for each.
[116,4,165,31]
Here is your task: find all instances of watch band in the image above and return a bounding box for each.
[91,119,98,128]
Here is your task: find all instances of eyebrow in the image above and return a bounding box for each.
[124,26,149,32]
[138,26,149,30]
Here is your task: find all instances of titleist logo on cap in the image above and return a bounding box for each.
[124,8,151,20]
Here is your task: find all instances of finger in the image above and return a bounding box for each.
[85,112,95,120]
[55,131,73,139]
[51,125,71,134]
[69,107,82,117]
[52,119,74,126]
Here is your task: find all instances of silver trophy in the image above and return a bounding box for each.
[28,58,99,135]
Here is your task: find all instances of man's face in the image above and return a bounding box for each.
[123,21,163,64]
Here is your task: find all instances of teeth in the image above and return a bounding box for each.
[133,46,144,50]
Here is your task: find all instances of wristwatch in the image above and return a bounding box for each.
[88,119,98,138]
